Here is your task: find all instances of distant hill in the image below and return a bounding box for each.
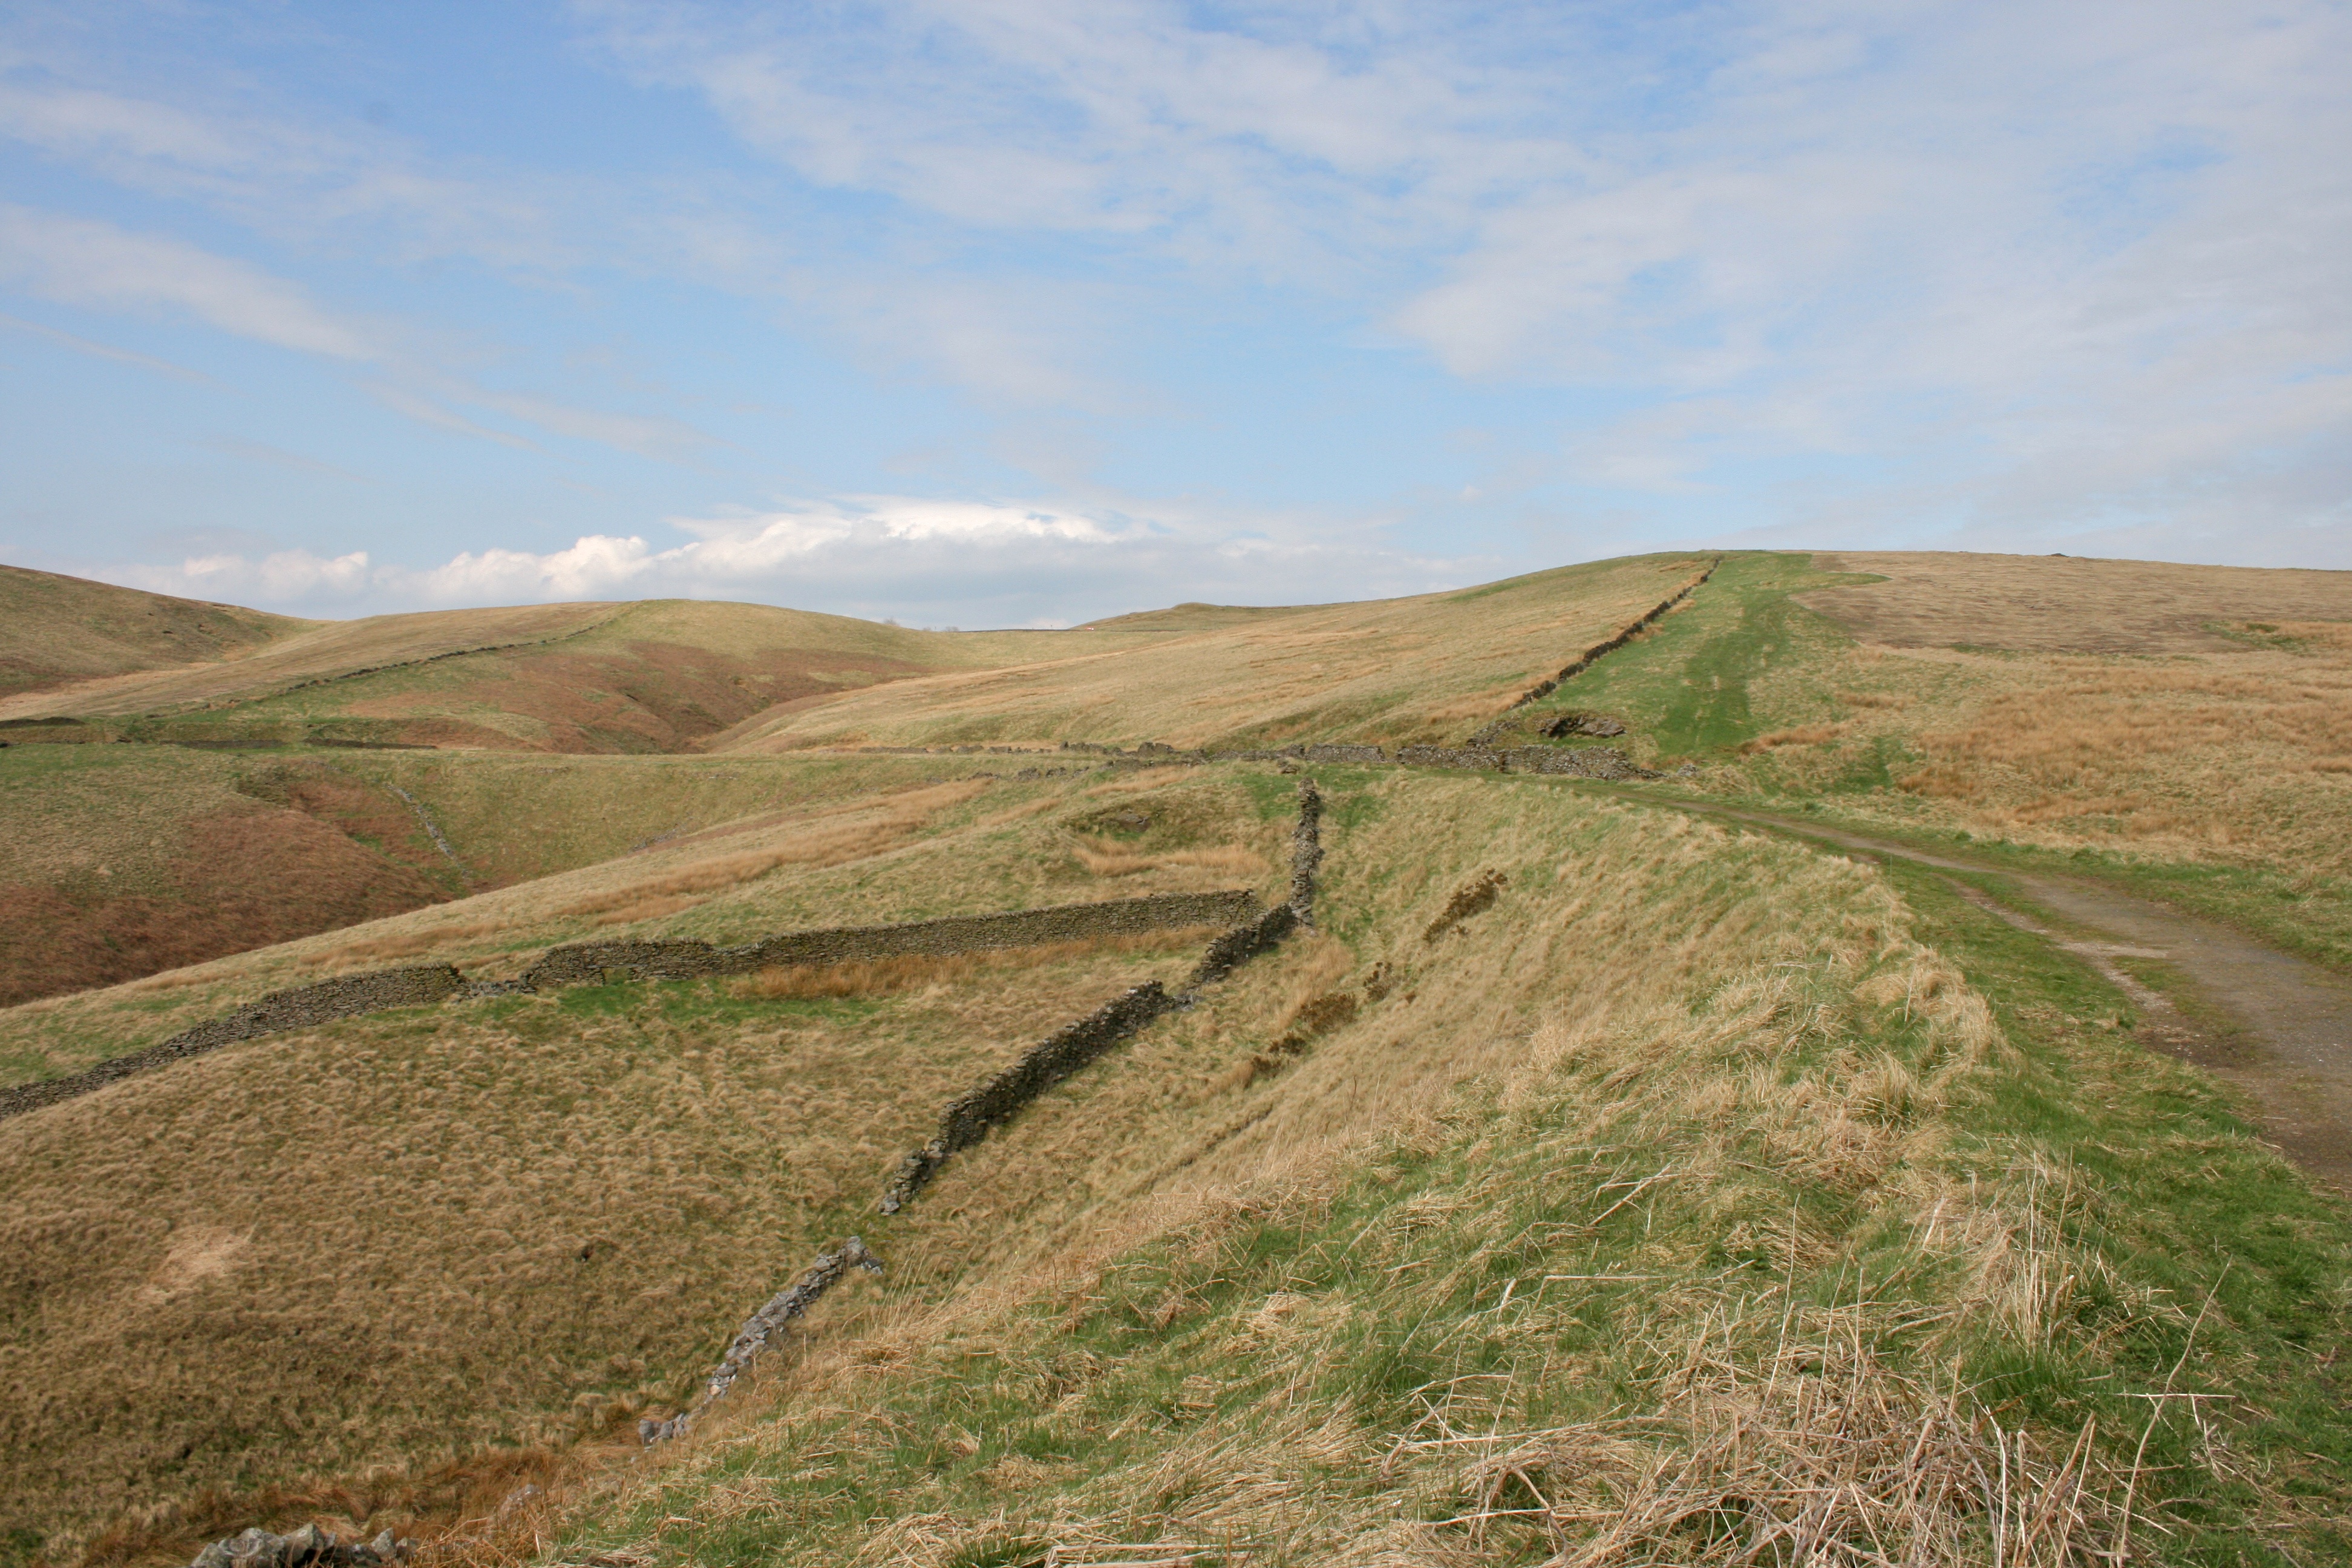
[5,549,2352,1564]
[0,588,1167,752]
[0,564,316,699]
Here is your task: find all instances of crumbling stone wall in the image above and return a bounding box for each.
[1,892,1261,1123]
[638,1236,883,1446]
[518,889,1258,990]
[873,780,1325,1217]
[641,781,1325,1453]
[0,964,466,1121]
[875,982,1186,1214]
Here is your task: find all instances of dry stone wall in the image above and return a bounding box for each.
[1465,558,1719,742]
[0,964,467,1121]
[1,892,1261,1123]
[643,781,1327,1451]
[518,890,1256,990]
[873,780,1324,1217]
[638,1236,884,1446]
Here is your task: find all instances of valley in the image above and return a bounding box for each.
[2,551,2350,1568]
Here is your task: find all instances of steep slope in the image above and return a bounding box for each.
[0,565,315,701]
[322,766,2352,1567]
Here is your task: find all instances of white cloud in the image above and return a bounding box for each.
[108,494,1488,623]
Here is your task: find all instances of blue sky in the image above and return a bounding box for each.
[1,1,2345,627]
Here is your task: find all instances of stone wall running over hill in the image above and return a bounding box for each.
[166,783,1324,1558]
[644,782,1326,1451]
[517,890,1256,990]
[874,782,1325,1217]
[0,890,1261,1122]
[0,964,467,1120]
[1465,557,1719,742]
[871,738,1659,779]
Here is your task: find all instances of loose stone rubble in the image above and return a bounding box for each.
[189,1525,412,1568]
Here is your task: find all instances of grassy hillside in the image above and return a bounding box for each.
[0,593,1214,753]
[716,553,1715,753]
[0,552,1707,1004]
[0,763,1295,1546]
[0,566,315,701]
[1483,551,2352,970]
[420,769,2352,1566]
[5,551,2351,1568]
[26,601,1117,753]
[0,746,462,1007]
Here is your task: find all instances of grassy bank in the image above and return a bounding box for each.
[485,771,2352,1568]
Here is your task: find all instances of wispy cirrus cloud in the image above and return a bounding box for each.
[0,201,376,358]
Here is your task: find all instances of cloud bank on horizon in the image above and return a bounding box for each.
[0,0,2344,626]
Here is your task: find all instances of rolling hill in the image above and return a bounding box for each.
[0,566,316,702]
[3,549,2350,1568]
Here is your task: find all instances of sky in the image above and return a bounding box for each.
[0,1,2345,629]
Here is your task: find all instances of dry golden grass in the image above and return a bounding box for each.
[299,921,516,968]
[0,928,1215,1549]
[481,771,2220,1567]
[728,930,1221,1001]
[720,554,1714,752]
[1798,550,2352,653]
[1722,610,2352,877]
[1068,840,1270,878]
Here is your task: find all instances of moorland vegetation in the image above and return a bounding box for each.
[2,550,2349,1568]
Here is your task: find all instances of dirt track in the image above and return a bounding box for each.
[1653,799,2352,1191]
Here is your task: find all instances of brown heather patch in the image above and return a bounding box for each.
[0,805,445,1007]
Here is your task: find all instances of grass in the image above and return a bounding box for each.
[716,552,1716,753]
[10,550,2352,1568]
[0,765,1288,1088]
[1455,549,2352,973]
[479,771,2352,1568]
[0,924,1223,1553]
[0,745,462,1007]
[0,564,313,701]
